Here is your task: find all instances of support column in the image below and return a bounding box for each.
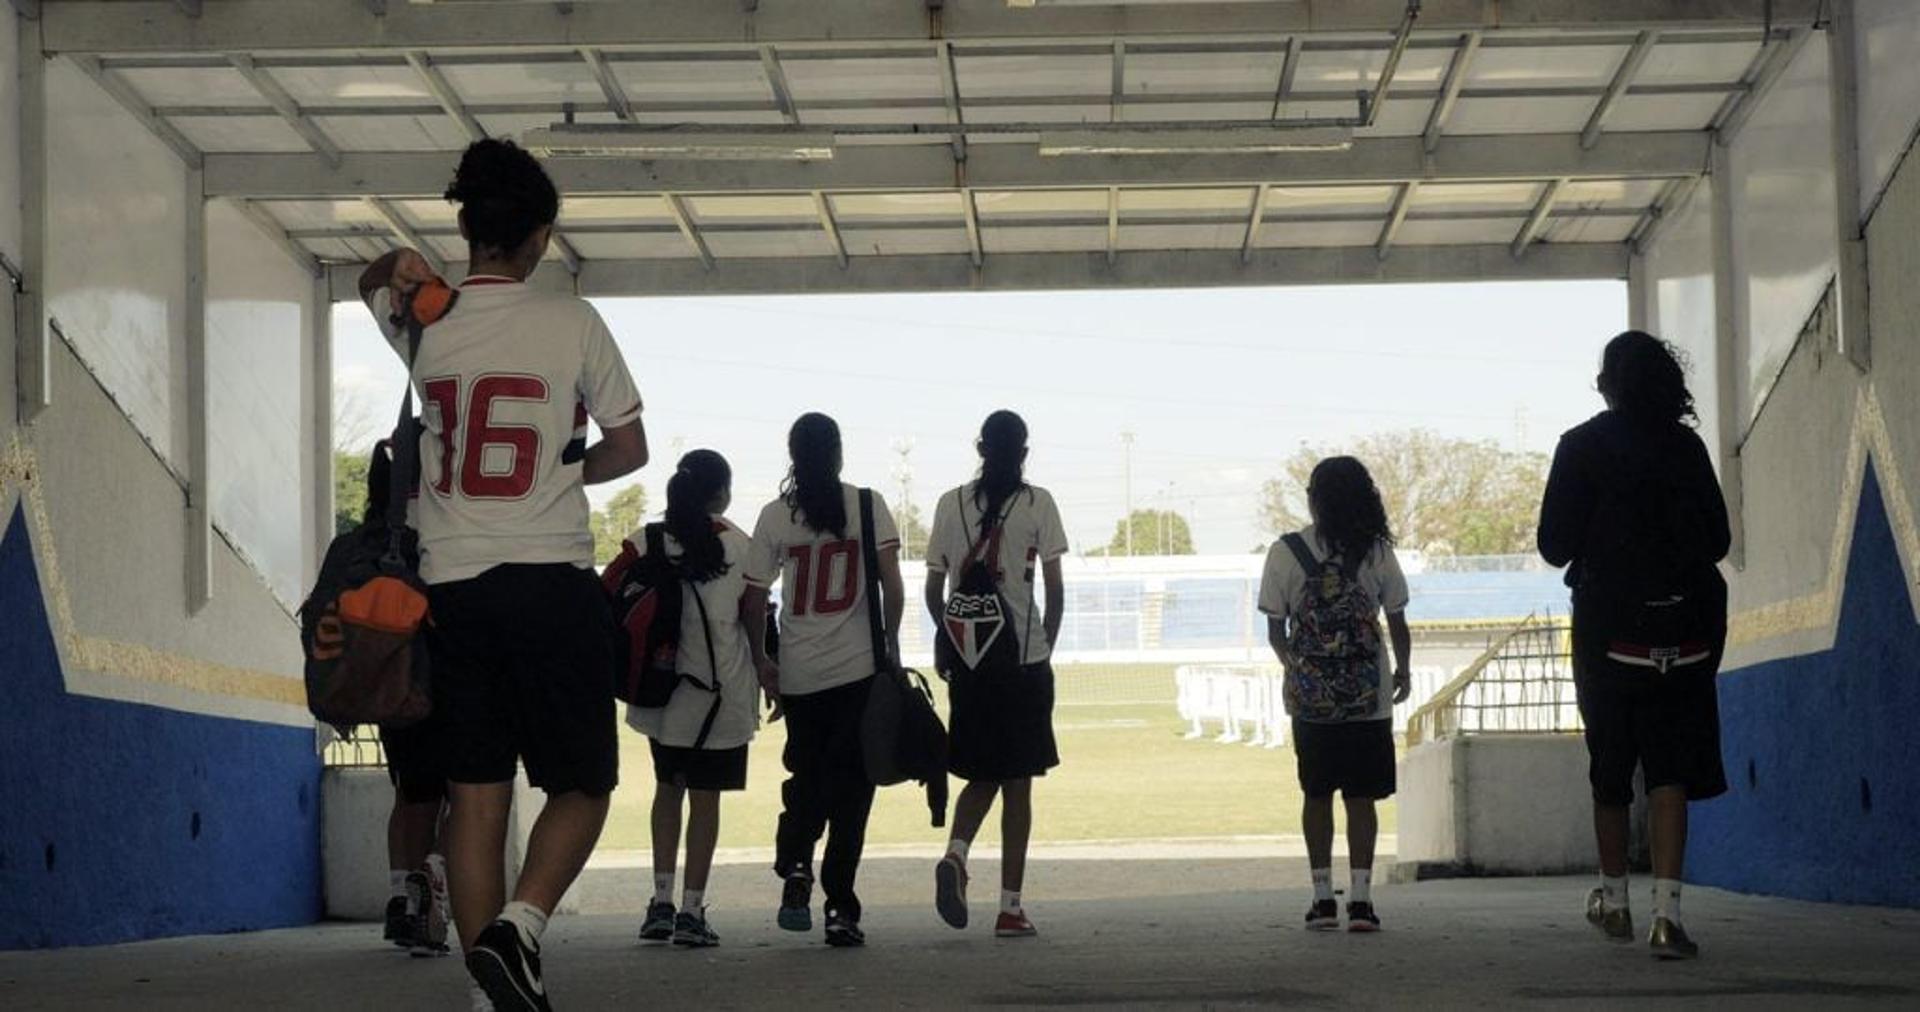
[15,22,48,423]
[1709,140,1745,569]
[185,170,211,611]
[1826,3,1871,371]
[1627,250,1654,333]
[304,275,333,587]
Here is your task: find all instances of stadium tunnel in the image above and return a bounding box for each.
[1,0,1916,970]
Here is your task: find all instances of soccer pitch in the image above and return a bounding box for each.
[601,664,1399,851]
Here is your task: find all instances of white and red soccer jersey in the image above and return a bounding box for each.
[745,484,899,696]
[927,483,1070,665]
[366,276,643,584]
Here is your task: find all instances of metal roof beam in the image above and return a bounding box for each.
[43,1,1821,54]
[1105,186,1119,266]
[580,48,635,122]
[1239,183,1269,264]
[550,231,583,277]
[203,131,1710,199]
[325,242,1627,300]
[1270,35,1304,120]
[936,40,967,163]
[405,50,487,142]
[1511,177,1566,258]
[1423,32,1480,153]
[364,196,446,275]
[813,190,849,268]
[662,194,716,270]
[760,45,800,125]
[70,55,204,168]
[1581,30,1659,149]
[1363,1,1419,127]
[961,188,984,268]
[1712,27,1812,145]
[1110,41,1126,122]
[1376,181,1417,261]
[227,53,342,167]
[231,199,323,278]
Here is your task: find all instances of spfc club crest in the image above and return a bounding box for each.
[943,592,1006,670]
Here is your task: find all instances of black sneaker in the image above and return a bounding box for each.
[1346,901,1381,933]
[778,870,814,932]
[1304,899,1339,931]
[824,909,866,948]
[383,896,411,948]
[638,900,676,943]
[465,920,552,1012]
[671,910,719,948]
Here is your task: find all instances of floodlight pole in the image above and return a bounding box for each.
[1122,430,1135,556]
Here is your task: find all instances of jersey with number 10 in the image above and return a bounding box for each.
[745,484,900,696]
[366,278,643,585]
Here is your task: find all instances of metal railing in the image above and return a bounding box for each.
[322,724,388,769]
[1405,614,1579,746]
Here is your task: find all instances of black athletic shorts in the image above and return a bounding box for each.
[380,717,446,804]
[650,740,749,792]
[947,660,1060,783]
[427,563,619,796]
[1292,718,1396,800]
[1574,652,1728,806]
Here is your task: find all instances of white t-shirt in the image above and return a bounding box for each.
[625,517,760,751]
[926,483,1070,665]
[366,277,643,585]
[1257,525,1410,723]
[745,484,900,697]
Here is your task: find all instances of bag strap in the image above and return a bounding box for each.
[382,286,457,568]
[685,585,724,749]
[957,486,1010,575]
[1280,533,1320,575]
[859,487,892,675]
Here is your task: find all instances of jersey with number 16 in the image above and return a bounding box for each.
[367,278,643,585]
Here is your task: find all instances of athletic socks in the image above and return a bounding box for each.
[947,838,971,863]
[1310,867,1335,903]
[498,900,549,948]
[1000,889,1021,915]
[1350,869,1372,904]
[653,871,676,905]
[1652,878,1684,925]
[390,869,411,902]
[1601,873,1630,910]
[683,888,705,914]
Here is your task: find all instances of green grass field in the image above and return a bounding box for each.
[600,665,1397,851]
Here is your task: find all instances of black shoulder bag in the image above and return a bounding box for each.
[854,488,950,827]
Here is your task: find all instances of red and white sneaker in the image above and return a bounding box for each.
[994,910,1038,938]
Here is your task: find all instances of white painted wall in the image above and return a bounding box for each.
[1856,0,1920,217]
[1646,177,1720,463]
[1397,735,1592,875]
[42,58,191,467]
[1,12,20,447]
[206,199,315,606]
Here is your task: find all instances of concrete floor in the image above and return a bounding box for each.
[3,851,1918,1010]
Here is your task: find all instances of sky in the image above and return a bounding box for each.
[332,279,1624,555]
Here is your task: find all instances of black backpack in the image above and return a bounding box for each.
[602,524,724,748]
[935,489,1023,682]
[1577,450,1726,674]
[854,488,950,827]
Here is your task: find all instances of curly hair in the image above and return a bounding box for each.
[1598,330,1697,426]
[1308,456,1395,564]
[443,138,559,258]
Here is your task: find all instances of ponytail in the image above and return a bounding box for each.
[781,412,847,536]
[972,409,1029,536]
[664,449,731,582]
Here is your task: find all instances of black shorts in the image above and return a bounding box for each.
[1574,655,1727,805]
[1292,718,1396,800]
[650,740,749,792]
[947,660,1060,783]
[380,718,445,803]
[428,563,619,797]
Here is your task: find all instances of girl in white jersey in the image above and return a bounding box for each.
[743,413,904,948]
[628,450,772,950]
[925,411,1067,939]
[359,139,648,1012]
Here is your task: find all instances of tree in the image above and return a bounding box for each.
[590,484,650,565]
[1258,429,1549,556]
[333,450,371,536]
[1091,509,1195,556]
[896,499,932,561]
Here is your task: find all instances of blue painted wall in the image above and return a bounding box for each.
[0,504,322,948]
[1690,465,1920,907]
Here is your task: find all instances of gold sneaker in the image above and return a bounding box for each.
[1649,916,1699,960]
[1584,887,1634,942]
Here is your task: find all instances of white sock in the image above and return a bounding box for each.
[1000,889,1021,915]
[498,900,549,948]
[469,984,496,1012]
[1652,878,1683,925]
[683,888,705,913]
[390,870,411,900]
[1601,873,1629,910]
[1350,869,1372,904]
[653,871,675,905]
[1310,867,1334,903]
[947,838,971,863]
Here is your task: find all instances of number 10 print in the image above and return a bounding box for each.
[785,541,860,616]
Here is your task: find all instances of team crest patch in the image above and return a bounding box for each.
[943,592,1006,670]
